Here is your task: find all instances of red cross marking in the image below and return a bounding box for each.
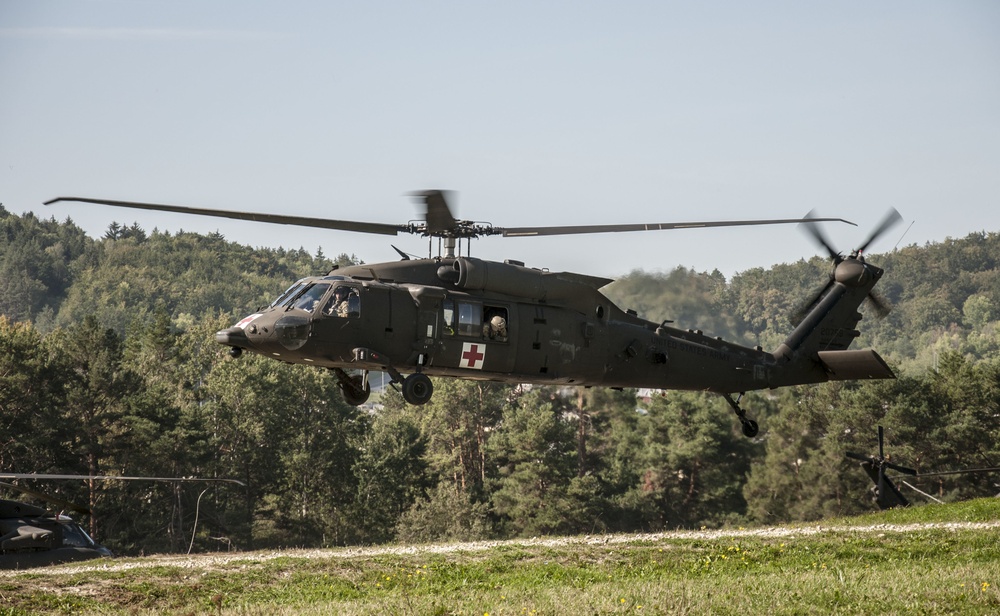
[461,343,485,369]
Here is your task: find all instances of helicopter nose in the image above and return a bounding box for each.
[215,326,250,349]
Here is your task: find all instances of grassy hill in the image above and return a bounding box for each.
[3,498,998,615]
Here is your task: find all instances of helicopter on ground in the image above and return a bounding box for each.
[45,191,901,437]
[0,497,111,570]
[846,426,1000,509]
[0,474,244,569]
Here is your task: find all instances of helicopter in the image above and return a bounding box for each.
[846,426,1000,509]
[0,473,245,569]
[45,191,900,437]
[0,498,112,570]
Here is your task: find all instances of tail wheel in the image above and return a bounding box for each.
[401,373,433,405]
[342,375,371,406]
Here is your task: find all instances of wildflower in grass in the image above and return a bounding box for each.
[982,582,990,593]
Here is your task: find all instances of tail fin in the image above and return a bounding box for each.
[770,255,895,387]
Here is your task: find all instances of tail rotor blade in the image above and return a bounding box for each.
[878,425,885,459]
[857,208,903,254]
[866,291,893,318]
[801,209,841,261]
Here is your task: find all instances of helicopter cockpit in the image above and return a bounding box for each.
[266,278,362,318]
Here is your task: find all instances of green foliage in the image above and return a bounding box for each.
[3,215,1000,554]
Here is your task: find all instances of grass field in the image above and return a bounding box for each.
[2,499,998,615]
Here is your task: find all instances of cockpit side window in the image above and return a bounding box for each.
[292,283,331,313]
[323,285,361,318]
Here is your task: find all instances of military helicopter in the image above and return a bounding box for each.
[45,191,900,437]
[1,473,244,569]
[0,497,112,570]
[846,426,1000,509]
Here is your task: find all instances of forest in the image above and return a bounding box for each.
[2,204,999,554]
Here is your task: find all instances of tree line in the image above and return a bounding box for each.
[1,205,999,553]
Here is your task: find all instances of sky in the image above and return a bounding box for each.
[2,1,999,281]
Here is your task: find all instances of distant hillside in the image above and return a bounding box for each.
[4,204,999,371]
[603,231,1000,375]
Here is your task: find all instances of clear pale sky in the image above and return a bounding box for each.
[2,1,998,280]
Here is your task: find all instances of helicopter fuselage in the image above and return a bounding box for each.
[216,256,775,397]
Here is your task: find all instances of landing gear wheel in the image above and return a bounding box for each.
[723,392,759,439]
[342,375,371,406]
[402,373,433,405]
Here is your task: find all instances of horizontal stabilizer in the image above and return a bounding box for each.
[818,349,895,380]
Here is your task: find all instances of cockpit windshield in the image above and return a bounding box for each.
[270,280,307,308]
[291,283,331,313]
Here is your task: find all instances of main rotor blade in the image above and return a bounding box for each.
[0,473,246,487]
[846,451,874,463]
[884,462,918,476]
[44,197,407,236]
[501,216,855,237]
[856,208,903,254]
[0,481,92,516]
[902,466,1000,478]
[411,190,458,234]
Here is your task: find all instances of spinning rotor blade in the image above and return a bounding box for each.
[846,451,874,463]
[501,216,855,238]
[865,292,893,318]
[856,208,903,254]
[44,197,408,236]
[800,209,842,261]
[46,193,856,243]
[411,190,458,234]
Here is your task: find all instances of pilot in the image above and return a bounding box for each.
[328,287,355,317]
[483,315,507,341]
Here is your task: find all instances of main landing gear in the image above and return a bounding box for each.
[400,373,433,405]
[334,368,371,406]
[723,393,759,438]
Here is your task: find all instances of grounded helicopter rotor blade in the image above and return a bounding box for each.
[0,481,91,516]
[846,451,874,463]
[0,473,246,487]
[856,208,903,254]
[799,209,842,261]
[44,197,408,237]
[500,216,856,238]
[884,462,918,476]
[903,466,1000,478]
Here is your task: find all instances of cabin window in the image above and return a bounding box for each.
[292,283,331,313]
[482,306,509,342]
[456,301,481,336]
[323,285,361,318]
